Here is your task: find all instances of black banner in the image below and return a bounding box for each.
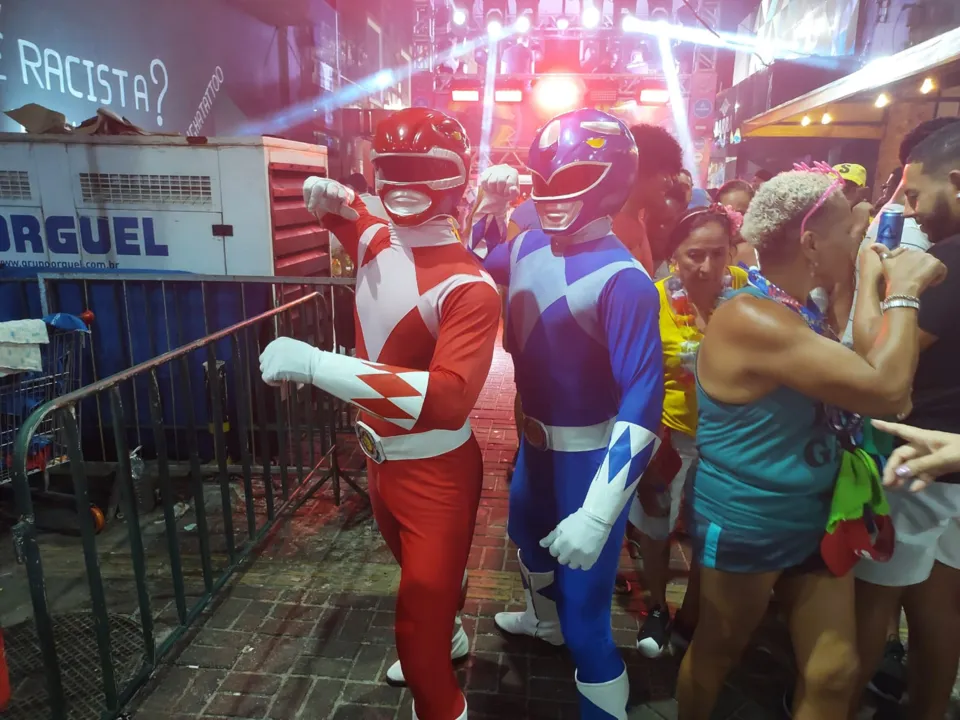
[0,0,336,136]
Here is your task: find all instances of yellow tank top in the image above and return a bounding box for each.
[657,266,749,437]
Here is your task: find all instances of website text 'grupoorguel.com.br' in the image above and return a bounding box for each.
[0,259,121,269]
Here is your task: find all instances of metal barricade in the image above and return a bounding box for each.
[3,287,363,720]
[31,273,358,453]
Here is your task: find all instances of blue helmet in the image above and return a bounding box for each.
[527,108,638,235]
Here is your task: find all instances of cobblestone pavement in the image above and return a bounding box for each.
[121,340,799,720]
[117,338,955,720]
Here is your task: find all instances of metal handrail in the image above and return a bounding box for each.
[10,292,322,429]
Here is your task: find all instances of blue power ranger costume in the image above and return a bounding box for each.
[477,109,663,719]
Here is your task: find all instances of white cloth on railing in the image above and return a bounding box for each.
[0,319,49,377]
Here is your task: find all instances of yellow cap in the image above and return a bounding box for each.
[833,163,867,187]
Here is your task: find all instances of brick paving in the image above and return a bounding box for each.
[126,339,801,720]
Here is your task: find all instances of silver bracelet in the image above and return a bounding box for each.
[881,296,920,313]
[885,293,920,303]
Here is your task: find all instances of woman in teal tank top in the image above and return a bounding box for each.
[693,288,840,573]
[675,169,945,720]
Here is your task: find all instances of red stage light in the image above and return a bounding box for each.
[533,76,582,114]
[452,89,481,102]
[639,88,670,105]
[495,88,523,103]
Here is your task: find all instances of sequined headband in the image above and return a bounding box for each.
[793,161,845,236]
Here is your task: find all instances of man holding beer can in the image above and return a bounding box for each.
[850,119,960,720]
[840,118,959,346]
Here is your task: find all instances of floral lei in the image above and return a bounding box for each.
[666,270,733,382]
[746,269,833,338]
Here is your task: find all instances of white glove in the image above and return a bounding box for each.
[475,164,520,216]
[303,176,359,221]
[260,337,324,387]
[540,508,613,571]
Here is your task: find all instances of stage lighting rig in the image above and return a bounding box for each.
[516,0,540,27]
[516,11,533,33]
[435,2,451,28]
[614,0,638,29]
[582,4,601,29]
[486,9,504,39]
[647,0,672,22]
[556,16,571,30]
[452,6,467,26]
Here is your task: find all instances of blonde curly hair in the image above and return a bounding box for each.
[740,171,840,252]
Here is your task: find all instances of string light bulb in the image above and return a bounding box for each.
[821,113,833,125]
[800,115,812,127]
[875,92,890,108]
[920,77,935,94]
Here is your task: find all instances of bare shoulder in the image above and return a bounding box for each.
[707,293,805,350]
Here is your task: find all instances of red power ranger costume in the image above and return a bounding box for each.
[259,108,501,720]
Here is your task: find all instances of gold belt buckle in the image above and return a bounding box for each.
[355,421,386,464]
[522,416,549,451]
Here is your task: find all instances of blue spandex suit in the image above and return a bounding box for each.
[485,226,662,718]
[478,109,663,719]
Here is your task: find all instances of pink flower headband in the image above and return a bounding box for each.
[717,203,744,234]
[670,203,744,249]
[793,161,845,235]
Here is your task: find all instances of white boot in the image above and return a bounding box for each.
[387,571,471,685]
[576,667,629,720]
[386,615,470,684]
[494,551,564,645]
[413,693,468,719]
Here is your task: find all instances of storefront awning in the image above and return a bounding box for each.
[742,27,960,139]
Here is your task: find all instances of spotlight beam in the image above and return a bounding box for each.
[624,17,806,63]
[234,28,517,136]
[658,35,697,177]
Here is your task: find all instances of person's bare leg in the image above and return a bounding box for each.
[850,579,904,717]
[673,561,700,637]
[777,571,859,720]
[884,609,901,639]
[902,560,960,720]
[638,532,670,608]
[676,567,778,720]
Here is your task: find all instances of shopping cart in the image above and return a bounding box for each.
[0,314,92,488]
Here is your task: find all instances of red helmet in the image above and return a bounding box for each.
[371,108,472,227]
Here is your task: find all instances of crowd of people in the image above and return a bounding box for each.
[469,115,960,720]
[261,106,959,720]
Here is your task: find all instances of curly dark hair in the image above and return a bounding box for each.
[629,124,683,178]
[665,204,737,258]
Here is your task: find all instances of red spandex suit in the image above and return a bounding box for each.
[259,108,502,720]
